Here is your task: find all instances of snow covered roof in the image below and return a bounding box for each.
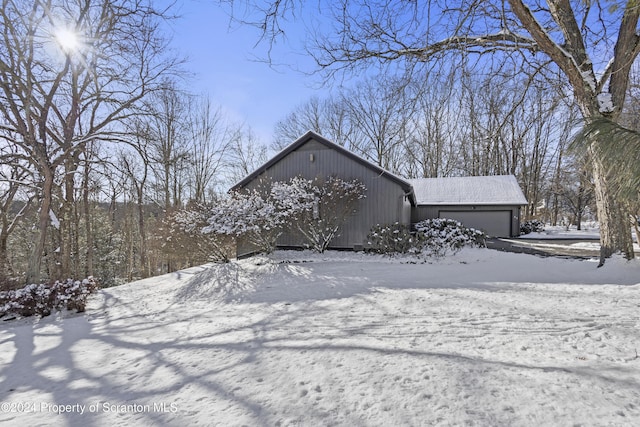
[406,175,528,206]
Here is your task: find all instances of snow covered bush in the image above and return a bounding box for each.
[520,219,545,235]
[204,177,366,254]
[367,219,485,257]
[55,278,99,313]
[284,176,366,253]
[366,223,421,255]
[205,180,294,254]
[414,218,486,257]
[168,202,234,263]
[0,277,99,319]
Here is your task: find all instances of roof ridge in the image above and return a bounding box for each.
[230,131,416,205]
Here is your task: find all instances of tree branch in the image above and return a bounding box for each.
[607,1,640,117]
[404,31,540,61]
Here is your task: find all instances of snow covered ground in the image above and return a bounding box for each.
[1,249,639,427]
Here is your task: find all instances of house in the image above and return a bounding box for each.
[231,131,415,252]
[231,131,526,253]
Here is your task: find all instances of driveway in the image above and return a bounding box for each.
[487,237,603,259]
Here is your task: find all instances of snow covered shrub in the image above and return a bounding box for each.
[55,278,99,313]
[520,219,545,235]
[204,176,365,254]
[168,202,234,263]
[0,283,56,317]
[414,218,486,257]
[205,180,293,254]
[366,223,421,255]
[283,176,366,253]
[0,277,99,319]
[202,177,365,253]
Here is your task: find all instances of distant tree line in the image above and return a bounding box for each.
[273,68,602,229]
[0,74,267,289]
[0,0,266,289]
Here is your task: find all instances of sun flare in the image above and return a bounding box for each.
[55,28,80,52]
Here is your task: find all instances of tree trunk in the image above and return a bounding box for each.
[0,229,9,282]
[83,164,94,277]
[125,204,134,282]
[60,158,77,278]
[0,208,12,282]
[576,182,583,231]
[633,214,640,252]
[26,169,54,285]
[137,186,149,278]
[591,151,635,266]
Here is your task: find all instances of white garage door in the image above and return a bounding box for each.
[439,210,512,237]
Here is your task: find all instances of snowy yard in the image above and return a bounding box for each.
[1,249,639,426]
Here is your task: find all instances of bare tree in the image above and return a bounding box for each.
[273,95,354,150]
[185,96,231,202]
[0,0,182,283]
[226,0,639,263]
[80,141,99,278]
[119,136,151,278]
[403,73,462,178]
[340,76,411,172]
[144,82,191,209]
[224,127,268,187]
[0,136,32,286]
[273,96,326,149]
[274,76,411,173]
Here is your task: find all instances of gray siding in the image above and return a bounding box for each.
[244,137,411,249]
[412,204,521,238]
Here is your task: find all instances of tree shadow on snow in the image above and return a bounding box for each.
[2,255,639,426]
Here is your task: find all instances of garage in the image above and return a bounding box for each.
[439,210,512,237]
[408,175,528,238]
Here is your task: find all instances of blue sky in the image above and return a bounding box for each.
[167,1,325,144]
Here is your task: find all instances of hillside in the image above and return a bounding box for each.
[1,249,639,426]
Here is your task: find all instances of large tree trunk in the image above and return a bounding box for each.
[60,158,77,279]
[26,169,54,285]
[591,151,635,266]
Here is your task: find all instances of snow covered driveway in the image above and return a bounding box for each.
[1,250,639,426]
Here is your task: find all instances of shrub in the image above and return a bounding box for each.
[366,223,422,255]
[414,218,486,257]
[167,202,235,264]
[0,277,99,319]
[366,219,485,258]
[284,176,366,253]
[205,181,293,254]
[520,219,545,235]
[204,176,367,254]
